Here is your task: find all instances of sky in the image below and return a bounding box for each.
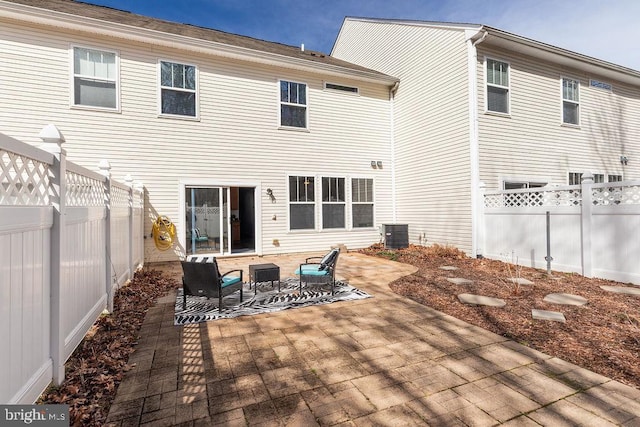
[81,0,640,71]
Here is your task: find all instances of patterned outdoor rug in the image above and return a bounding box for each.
[174,277,372,325]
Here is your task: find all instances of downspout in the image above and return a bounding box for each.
[467,28,487,257]
[390,81,399,223]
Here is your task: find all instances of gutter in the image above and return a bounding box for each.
[389,81,399,223]
[466,28,487,257]
[0,1,398,85]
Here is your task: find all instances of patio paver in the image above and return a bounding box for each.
[105,252,640,426]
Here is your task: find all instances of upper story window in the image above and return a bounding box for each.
[486,59,509,114]
[280,80,307,128]
[160,61,197,117]
[562,78,580,125]
[289,176,315,230]
[352,178,374,228]
[73,46,118,110]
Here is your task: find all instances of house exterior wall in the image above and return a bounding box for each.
[0,17,394,261]
[476,44,640,191]
[333,20,474,253]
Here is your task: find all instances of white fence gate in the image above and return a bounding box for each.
[0,127,144,404]
[481,174,640,285]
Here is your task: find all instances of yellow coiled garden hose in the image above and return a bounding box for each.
[152,215,176,251]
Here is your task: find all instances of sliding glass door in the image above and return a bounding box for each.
[185,186,231,255]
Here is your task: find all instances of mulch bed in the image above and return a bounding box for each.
[38,269,179,426]
[360,243,640,390]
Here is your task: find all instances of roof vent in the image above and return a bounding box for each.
[300,43,305,52]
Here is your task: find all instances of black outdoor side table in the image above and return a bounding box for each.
[249,263,280,292]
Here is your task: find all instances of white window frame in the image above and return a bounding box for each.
[287,174,316,231]
[324,82,359,95]
[158,59,199,120]
[561,77,580,126]
[321,176,346,230]
[278,79,309,130]
[485,57,510,115]
[502,179,548,190]
[70,44,120,112]
[568,172,621,185]
[350,177,375,229]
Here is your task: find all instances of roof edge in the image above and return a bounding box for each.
[482,25,640,81]
[0,1,398,85]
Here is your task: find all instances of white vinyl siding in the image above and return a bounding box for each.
[72,46,118,110]
[0,18,393,260]
[486,58,509,114]
[333,20,474,253]
[159,60,197,118]
[476,44,640,193]
[562,77,579,125]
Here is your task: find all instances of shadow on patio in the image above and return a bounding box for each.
[105,252,640,426]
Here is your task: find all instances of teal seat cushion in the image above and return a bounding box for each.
[221,276,242,287]
[295,265,330,276]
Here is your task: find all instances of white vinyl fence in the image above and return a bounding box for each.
[481,174,640,285]
[0,127,144,404]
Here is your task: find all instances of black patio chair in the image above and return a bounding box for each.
[295,248,340,295]
[181,256,243,311]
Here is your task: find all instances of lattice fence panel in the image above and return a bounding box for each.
[592,184,640,205]
[111,184,130,209]
[541,189,582,206]
[0,149,50,206]
[485,188,582,207]
[66,170,104,207]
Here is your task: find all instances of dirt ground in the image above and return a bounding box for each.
[359,243,640,391]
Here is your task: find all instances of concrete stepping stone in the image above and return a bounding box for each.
[543,293,588,306]
[507,278,534,285]
[439,266,459,271]
[447,278,473,285]
[532,309,566,323]
[600,286,640,296]
[458,293,506,307]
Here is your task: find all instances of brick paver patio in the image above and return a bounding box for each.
[106,252,640,426]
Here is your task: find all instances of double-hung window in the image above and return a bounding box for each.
[280,80,307,128]
[352,178,374,228]
[160,61,197,117]
[562,78,580,125]
[322,177,345,229]
[569,172,621,184]
[486,59,509,114]
[289,176,315,230]
[73,46,118,109]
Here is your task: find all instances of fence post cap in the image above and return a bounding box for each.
[38,124,65,144]
[98,159,111,170]
[581,172,594,184]
[124,174,134,186]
